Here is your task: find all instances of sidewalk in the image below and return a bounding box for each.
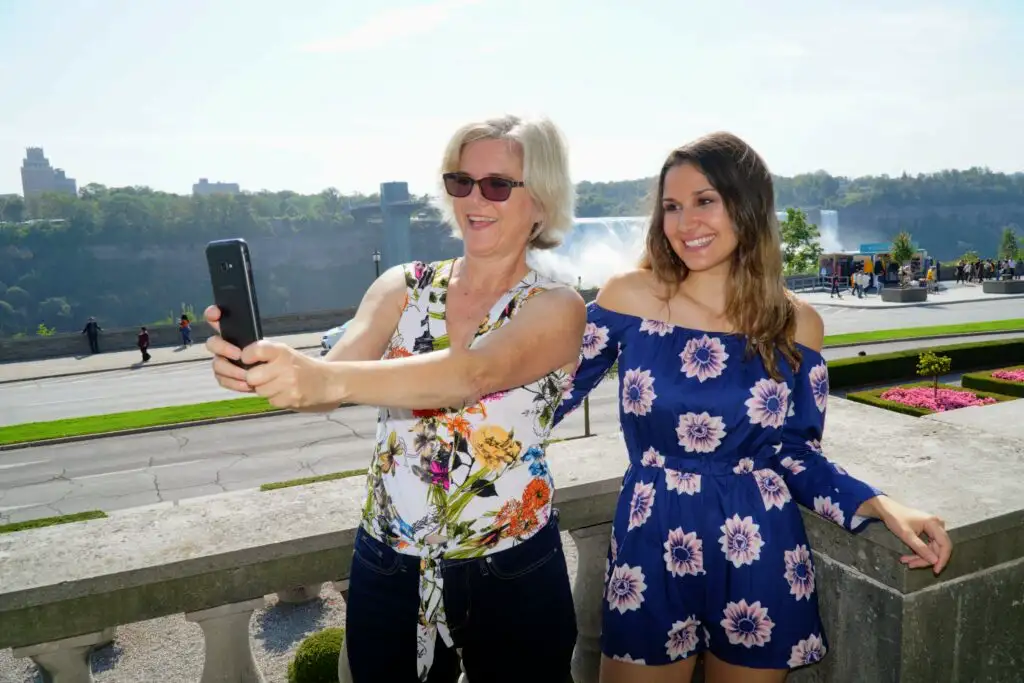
[797,282,1024,309]
[0,332,323,384]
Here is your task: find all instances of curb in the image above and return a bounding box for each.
[823,329,1024,349]
[0,345,323,385]
[809,291,1024,310]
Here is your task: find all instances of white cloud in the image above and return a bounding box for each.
[300,0,481,53]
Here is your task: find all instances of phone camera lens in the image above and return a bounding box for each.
[220,262,233,272]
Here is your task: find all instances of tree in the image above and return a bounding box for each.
[779,208,824,275]
[999,225,1019,260]
[890,231,915,287]
[917,351,952,401]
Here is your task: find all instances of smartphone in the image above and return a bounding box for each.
[206,238,263,368]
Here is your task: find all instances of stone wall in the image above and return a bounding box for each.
[1,398,1022,682]
[0,307,356,363]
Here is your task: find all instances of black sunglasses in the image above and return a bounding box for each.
[442,172,525,202]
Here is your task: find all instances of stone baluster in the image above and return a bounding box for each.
[185,598,266,683]
[570,523,612,683]
[11,630,112,683]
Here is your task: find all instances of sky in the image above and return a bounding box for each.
[1,0,1023,197]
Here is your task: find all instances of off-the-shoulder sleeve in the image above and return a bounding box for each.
[777,352,884,534]
[552,302,630,427]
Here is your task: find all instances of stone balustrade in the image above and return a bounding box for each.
[1,397,1022,682]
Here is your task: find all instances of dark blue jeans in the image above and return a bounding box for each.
[346,512,578,683]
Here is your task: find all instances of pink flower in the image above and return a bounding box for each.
[665,617,701,660]
[606,564,647,614]
[629,481,656,530]
[622,368,658,416]
[719,514,764,567]
[783,544,816,601]
[788,634,827,667]
[679,335,729,382]
[992,368,1024,383]
[582,323,610,359]
[879,386,997,413]
[663,527,705,577]
[720,600,774,648]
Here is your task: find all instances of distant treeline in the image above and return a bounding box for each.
[1,167,1022,337]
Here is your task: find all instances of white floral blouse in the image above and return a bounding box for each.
[359,259,571,680]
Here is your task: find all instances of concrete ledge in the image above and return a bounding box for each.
[983,279,1024,294]
[881,287,928,303]
[2,399,1022,681]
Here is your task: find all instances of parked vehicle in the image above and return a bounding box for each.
[320,320,351,355]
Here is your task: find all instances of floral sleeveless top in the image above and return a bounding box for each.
[359,258,571,680]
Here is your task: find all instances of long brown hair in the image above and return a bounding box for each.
[638,131,801,380]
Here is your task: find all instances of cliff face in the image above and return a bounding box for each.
[73,222,466,325]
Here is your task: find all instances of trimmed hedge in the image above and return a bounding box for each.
[846,381,1018,417]
[288,627,344,683]
[961,365,1024,398]
[828,338,1024,390]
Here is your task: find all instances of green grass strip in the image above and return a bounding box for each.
[822,319,1023,346]
[0,396,279,446]
[260,468,367,491]
[0,510,108,534]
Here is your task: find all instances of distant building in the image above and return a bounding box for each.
[192,178,241,196]
[20,148,77,198]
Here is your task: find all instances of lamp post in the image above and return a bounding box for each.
[372,249,381,279]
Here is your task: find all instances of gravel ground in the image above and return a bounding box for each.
[0,533,581,683]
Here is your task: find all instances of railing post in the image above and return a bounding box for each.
[583,396,591,437]
[185,598,266,683]
[11,631,112,683]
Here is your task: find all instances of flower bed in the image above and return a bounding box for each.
[879,386,997,412]
[847,381,1016,417]
[992,368,1024,382]
[961,365,1024,398]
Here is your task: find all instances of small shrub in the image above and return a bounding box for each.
[916,350,952,400]
[288,627,344,683]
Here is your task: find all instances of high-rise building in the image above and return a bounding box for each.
[192,178,241,196]
[20,148,77,198]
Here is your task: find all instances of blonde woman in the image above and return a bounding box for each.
[554,132,953,683]
[205,115,585,682]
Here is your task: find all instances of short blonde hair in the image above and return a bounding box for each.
[436,114,575,251]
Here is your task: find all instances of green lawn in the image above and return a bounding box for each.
[822,319,1023,346]
[0,397,280,446]
[0,510,108,534]
[3,319,1021,447]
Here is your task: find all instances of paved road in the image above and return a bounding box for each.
[3,299,1022,427]
[5,334,1024,525]
[0,381,620,525]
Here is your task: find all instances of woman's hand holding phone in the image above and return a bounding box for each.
[205,304,336,409]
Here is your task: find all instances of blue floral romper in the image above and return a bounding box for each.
[553,302,883,670]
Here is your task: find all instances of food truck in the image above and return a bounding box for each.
[818,242,929,285]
